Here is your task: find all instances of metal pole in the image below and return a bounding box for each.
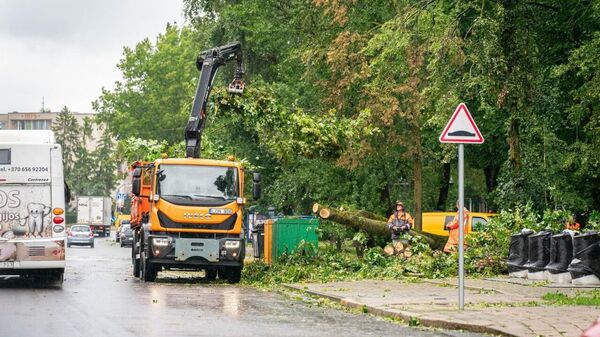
[458,144,465,310]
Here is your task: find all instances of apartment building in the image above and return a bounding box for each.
[0,111,101,149]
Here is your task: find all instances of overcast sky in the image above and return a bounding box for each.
[0,0,184,113]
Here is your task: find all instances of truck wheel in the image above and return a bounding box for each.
[132,232,141,277]
[133,257,140,277]
[141,251,157,282]
[205,269,217,281]
[225,267,242,284]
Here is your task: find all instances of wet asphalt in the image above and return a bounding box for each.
[0,237,486,337]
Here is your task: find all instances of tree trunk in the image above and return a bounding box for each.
[313,203,446,249]
[508,117,521,170]
[436,162,451,210]
[483,164,500,193]
[356,210,387,222]
[413,134,423,231]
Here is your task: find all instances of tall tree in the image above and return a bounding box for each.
[52,106,81,180]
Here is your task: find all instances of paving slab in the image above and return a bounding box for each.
[285,278,600,337]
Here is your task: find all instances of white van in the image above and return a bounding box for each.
[0,130,66,285]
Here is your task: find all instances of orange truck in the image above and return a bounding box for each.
[129,42,260,283]
[129,158,260,283]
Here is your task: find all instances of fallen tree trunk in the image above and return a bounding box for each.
[313,203,447,250]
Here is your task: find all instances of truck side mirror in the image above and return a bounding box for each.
[132,168,142,196]
[252,172,261,200]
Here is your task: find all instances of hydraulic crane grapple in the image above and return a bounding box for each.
[184,42,245,159]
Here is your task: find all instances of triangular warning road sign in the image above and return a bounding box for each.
[439,103,484,144]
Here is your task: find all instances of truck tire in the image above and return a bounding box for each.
[132,233,141,277]
[133,257,140,277]
[141,251,157,282]
[225,267,242,284]
[205,269,217,281]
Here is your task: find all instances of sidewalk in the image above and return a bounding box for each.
[285,277,600,337]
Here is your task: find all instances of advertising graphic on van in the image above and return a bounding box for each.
[0,187,52,238]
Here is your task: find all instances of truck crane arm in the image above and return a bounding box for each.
[185,42,244,158]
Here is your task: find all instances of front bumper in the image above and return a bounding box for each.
[67,237,94,245]
[147,236,244,267]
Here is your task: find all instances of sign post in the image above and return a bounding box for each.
[439,103,484,310]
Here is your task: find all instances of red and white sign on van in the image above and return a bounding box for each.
[439,103,484,144]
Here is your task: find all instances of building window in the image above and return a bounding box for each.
[12,120,51,130]
[0,122,5,130]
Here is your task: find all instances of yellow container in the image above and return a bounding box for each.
[263,220,273,265]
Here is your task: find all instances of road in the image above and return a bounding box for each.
[0,237,484,337]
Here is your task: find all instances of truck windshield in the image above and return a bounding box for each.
[158,164,239,205]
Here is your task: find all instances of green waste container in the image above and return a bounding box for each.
[272,217,319,259]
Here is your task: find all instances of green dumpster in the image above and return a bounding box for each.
[272,217,319,259]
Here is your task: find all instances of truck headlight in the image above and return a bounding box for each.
[225,240,240,249]
[152,238,169,246]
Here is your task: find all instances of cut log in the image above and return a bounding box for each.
[316,206,447,250]
[393,241,405,253]
[384,245,395,256]
[312,203,321,214]
[319,208,331,219]
[404,250,413,258]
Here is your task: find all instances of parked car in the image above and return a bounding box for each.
[115,219,130,243]
[67,225,94,248]
[421,212,496,237]
[119,224,133,247]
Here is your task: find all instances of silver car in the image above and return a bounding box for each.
[67,225,95,248]
[119,224,133,247]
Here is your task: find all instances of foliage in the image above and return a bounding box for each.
[543,290,600,306]
[243,240,459,286]
[97,1,600,226]
[318,220,354,250]
[52,106,81,179]
[52,107,118,199]
[94,25,208,144]
[540,209,571,233]
[117,137,183,163]
[587,211,600,232]
[464,204,540,275]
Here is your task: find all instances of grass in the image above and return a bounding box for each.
[543,290,600,306]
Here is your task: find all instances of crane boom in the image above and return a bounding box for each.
[185,42,244,158]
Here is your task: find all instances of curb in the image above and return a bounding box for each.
[283,284,518,337]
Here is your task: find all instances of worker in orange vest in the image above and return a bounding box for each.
[565,214,581,230]
[443,201,470,253]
